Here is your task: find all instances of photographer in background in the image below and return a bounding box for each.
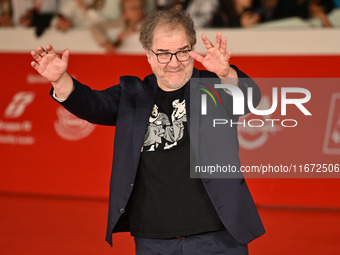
[91,0,144,53]
[11,0,58,36]
[0,0,12,27]
[53,0,117,32]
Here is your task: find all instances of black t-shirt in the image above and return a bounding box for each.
[126,85,224,238]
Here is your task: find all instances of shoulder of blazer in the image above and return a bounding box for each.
[195,65,248,79]
[197,69,219,79]
[118,74,157,92]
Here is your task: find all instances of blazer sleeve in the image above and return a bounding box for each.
[235,65,261,114]
[221,65,261,118]
[50,77,122,126]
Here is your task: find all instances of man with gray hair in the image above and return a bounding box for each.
[31,7,264,255]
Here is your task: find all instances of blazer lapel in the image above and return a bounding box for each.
[186,68,200,164]
[132,77,158,171]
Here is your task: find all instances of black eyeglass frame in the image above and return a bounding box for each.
[150,49,192,64]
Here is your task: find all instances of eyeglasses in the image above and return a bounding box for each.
[150,49,192,64]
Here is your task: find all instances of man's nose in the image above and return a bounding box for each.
[167,55,180,67]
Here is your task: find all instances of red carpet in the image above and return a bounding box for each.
[1,194,339,255]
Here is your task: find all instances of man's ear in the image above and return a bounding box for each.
[144,49,151,64]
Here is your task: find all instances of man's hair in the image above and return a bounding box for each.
[139,8,196,50]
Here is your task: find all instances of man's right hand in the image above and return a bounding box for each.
[31,45,73,100]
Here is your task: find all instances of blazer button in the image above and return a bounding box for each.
[120,208,125,214]
[130,183,134,188]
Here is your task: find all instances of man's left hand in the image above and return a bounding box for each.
[189,32,237,79]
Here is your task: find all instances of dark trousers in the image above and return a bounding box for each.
[134,229,248,255]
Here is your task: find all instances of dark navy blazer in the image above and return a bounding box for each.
[52,66,265,246]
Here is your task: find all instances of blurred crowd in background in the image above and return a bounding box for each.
[0,0,339,53]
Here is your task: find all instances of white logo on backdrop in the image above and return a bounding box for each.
[0,91,35,145]
[4,92,35,118]
[26,73,49,84]
[238,95,283,150]
[54,107,95,141]
[323,93,340,154]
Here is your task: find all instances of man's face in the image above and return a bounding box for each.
[146,25,194,91]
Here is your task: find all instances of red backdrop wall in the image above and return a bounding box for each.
[0,53,339,208]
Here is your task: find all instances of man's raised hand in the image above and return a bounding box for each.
[31,45,73,99]
[189,32,237,79]
[31,45,70,83]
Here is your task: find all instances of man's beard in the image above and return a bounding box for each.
[153,60,194,90]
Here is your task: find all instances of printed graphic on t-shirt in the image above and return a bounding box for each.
[142,99,186,151]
